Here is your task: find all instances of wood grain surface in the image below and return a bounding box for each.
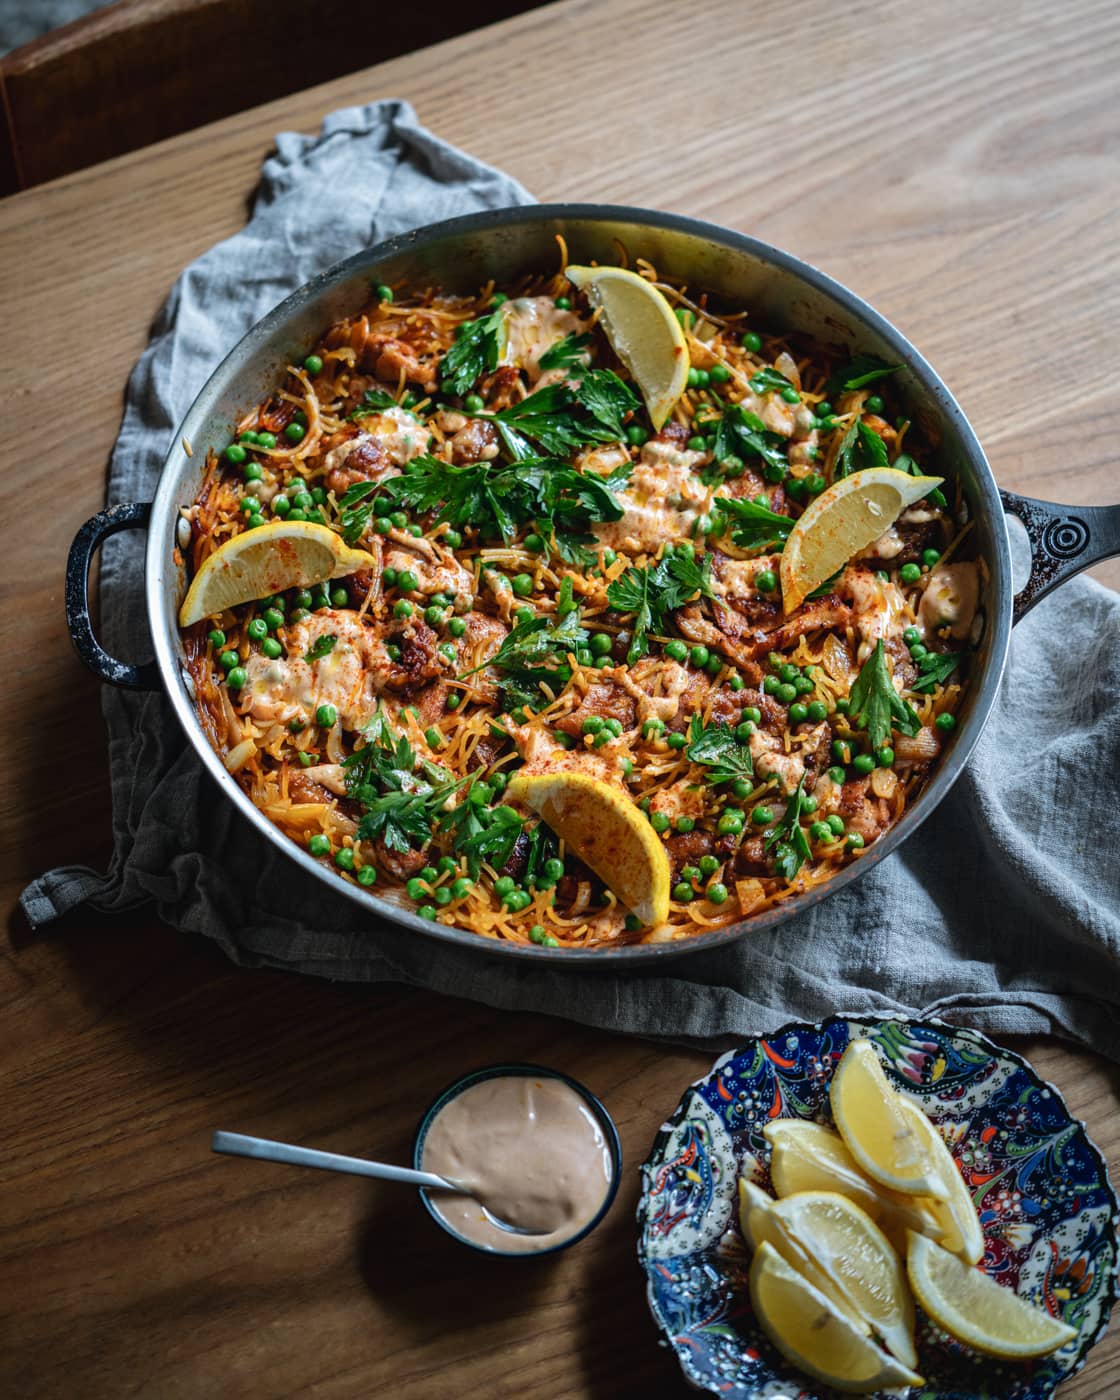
[1,0,1117,1395]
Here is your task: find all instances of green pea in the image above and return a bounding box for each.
[671,816,694,836]
[673,540,695,560]
[448,617,467,638]
[393,599,414,620]
[437,855,458,875]
[284,422,306,444]
[207,628,226,648]
[935,712,957,733]
[706,882,729,905]
[789,702,809,725]
[553,730,574,750]
[333,847,355,872]
[661,639,686,663]
[806,700,828,722]
[552,291,573,309]
[308,834,331,858]
[292,492,313,512]
[227,666,247,690]
[687,435,707,452]
[832,739,851,765]
[675,307,695,329]
[316,703,338,728]
[780,385,801,404]
[689,644,710,668]
[244,618,265,641]
[542,858,565,884]
[764,462,788,484]
[438,643,456,663]
[776,682,797,704]
[810,821,832,842]
[430,886,451,907]
[739,707,761,725]
[852,753,875,774]
[418,904,437,922]
[802,795,818,814]
[493,875,515,898]
[443,529,463,549]
[625,424,648,447]
[750,805,772,825]
[576,647,593,667]
[218,650,239,672]
[835,698,850,713]
[256,431,277,450]
[241,498,261,516]
[903,626,921,645]
[650,812,671,833]
[718,810,745,835]
[603,716,624,736]
[900,562,922,584]
[619,756,634,775]
[922,548,941,569]
[827,766,846,785]
[729,674,745,692]
[762,675,780,695]
[793,675,814,695]
[667,732,687,750]
[805,474,827,495]
[397,569,419,593]
[464,393,486,414]
[355,864,376,887]
[735,721,756,741]
[865,394,884,414]
[777,663,797,684]
[816,401,833,417]
[846,833,865,849]
[373,283,393,302]
[727,779,750,801]
[390,511,408,531]
[756,569,777,593]
[225,443,247,465]
[742,331,762,352]
[301,353,324,375]
[673,882,694,903]
[528,924,547,945]
[258,636,281,660]
[510,573,533,598]
[710,363,731,384]
[286,509,307,523]
[681,865,701,883]
[262,608,283,632]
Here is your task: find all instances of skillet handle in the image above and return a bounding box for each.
[1000,491,1120,626]
[66,502,160,689]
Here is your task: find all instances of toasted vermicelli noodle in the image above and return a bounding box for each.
[177,253,976,948]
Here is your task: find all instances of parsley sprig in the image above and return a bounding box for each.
[764,776,812,880]
[749,366,796,395]
[710,496,796,553]
[462,605,587,710]
[825,354,902,399]
[350,387,399,419]
[835,419,889,479]
[606,552,715,663]
[538,332,593,373]
[344,712,462,853]
[910,651,962,693]
[685,713,753,783]
[848,640,921,750]
[489,370,639,459]
[438,779,524,876]
[712,404,788,476]
[304,634,337,663]
[439,307,504,397]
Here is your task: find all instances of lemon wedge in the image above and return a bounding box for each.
[780,465,944,614]
[830,1040,946,1199]
[907,1231,1077,1359]
[178,521,375,627]
[504,771,670,926]
[763,1190,918,1370]
[750,1241,924,1393]
[739,1181,873,1339]
[896,1097,985,1264]
[564,265,688,428]
[764,1119,941,1249]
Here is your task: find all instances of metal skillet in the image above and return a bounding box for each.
[64,205,1120,965]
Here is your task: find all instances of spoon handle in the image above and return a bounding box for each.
[211,1131,460,1192]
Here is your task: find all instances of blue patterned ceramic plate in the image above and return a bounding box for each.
[637,1017,1118,1398]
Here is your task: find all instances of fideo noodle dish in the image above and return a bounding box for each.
[176,244,979,948]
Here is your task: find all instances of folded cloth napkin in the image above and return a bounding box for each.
[23,100,1120,1059]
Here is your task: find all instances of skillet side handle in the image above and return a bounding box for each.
[1000,491,1120,626]
[66,503,160,689]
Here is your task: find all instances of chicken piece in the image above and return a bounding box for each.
[749,729,806,795]
[663,828,717,879]
[449,418,501,464]
[755,595,853,658]
[838,777,891,844]
[507,723,623,787]
[240,610,386,730]
[372,839,427,880]
[553,683,636,738]
[617,659,693,726]
[292,763,348,797]
[361,335,437,393]
[840,567,911,663]
[384,543,474,602]
[593,433,713,553]
[919,562,979,641]
[452,612,509,703]
[321,433,398,497]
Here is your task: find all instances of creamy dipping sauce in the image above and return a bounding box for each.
[420,1074,614,1254]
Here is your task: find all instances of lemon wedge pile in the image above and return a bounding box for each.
[179,521,375,627]
[564,265,689,429]
[780,466,944,614]
[741,1038,1079,1391]
[504,772,670,927]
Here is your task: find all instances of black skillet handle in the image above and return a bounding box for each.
[66,502,160,689]
[1000,491,1120,626]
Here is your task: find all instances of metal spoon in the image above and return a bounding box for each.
[211,1130,542,1235]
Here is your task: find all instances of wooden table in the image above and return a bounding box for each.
[2,0,1117,1394]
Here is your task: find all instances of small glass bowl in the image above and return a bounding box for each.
[412,1062,622,1258]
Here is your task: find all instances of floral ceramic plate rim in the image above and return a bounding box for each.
[636,1015,1119,1399]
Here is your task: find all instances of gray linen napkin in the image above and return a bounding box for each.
[24,100,1120,1059]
